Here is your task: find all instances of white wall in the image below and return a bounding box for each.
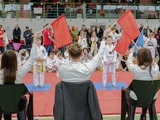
[1,18,160,40]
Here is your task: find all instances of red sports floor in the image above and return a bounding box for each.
[23,71,160,116]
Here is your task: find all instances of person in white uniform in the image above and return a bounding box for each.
[90,32,98,56]
[33,36,47,87]
[18,49,29,66]
[145,32,157,59]
[102,35,117,87]
[78,31,88,49]
[55,40,106,83]
[46,51,57,72]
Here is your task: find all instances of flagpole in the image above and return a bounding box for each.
[34,24,51,35]
[132,28,144,50]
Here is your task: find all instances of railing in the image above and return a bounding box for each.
[0,2,160,20]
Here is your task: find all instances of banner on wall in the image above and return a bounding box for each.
[97,5,157,11]
[5,4,20,12]
[24,4,31,11]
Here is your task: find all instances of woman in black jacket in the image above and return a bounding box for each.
[13,24,21,43]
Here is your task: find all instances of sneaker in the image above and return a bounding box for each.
[34,84,38,88]
[40,84,44,87]
[103,83,107,88]
[112,83,116,87]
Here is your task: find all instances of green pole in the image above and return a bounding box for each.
[82,2,86,23]
[159,10,160,23]
[70,6,72,22]
[57,2,58,17]
[2,2,5,22]
[16,2,18,21]
[134,3,136,18]
[96,4,98,24]
[30,3,32,22]
[43,3,46,22]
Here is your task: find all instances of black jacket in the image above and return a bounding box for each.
[95,27,103,39]
[23,30,33,45]
[53,80,102,120]
[13,27,21,43]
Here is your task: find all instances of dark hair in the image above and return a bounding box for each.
[107,35,112,39]
[137,48,153,78]
[25,26,29,29]
[68,43,82,59]
[49,51,55,56]
[1,50,17,84]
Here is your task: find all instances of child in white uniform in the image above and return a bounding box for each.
[33,37,47,87]
[91,32,98,56]
[46,51,57,72]
[145,32,157,59]
[18,49,29,66]
[56,51,68,65]
[103,35,117,87]
[78,31,88,49]
[64,46,70,63]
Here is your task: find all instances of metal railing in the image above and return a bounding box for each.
[0,2,160,21]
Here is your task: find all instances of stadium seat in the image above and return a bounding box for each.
[121,80,160,120]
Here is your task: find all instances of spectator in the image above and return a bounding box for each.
[42,25,53,55]
[78,30,88,49]
[71,26,79,43]
[90,32,98,56]
[46,51,57,72]
[0,25,4,53]
[86,27,92,51]
[13,24,21,43]
[23,26,33,53]
[144,25,152,37]
[139,24,144,32]
[95,24,103,49]
[0,36,38,120]
[126,48,159,119]
[95,24,103,39]
[81,24,88,35]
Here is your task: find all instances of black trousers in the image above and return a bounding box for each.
[121,89,157,120]
[0,96,27,120]
[0,111,26,120]
[0,46,4,53]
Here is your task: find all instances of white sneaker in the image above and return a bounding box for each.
[40,84,44,87]
[103,83,107,88]
[112,82,116,87]
[34,83,39,88]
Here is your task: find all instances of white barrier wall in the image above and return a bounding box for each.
[0,18,160,40]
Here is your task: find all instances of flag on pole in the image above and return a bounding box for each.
[117,10,140,40]
[134,29,144,55]
[51,15,73,49]
[115,10,140,56]
[115,32,132,56]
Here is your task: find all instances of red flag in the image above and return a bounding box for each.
[115,32,132,56]
[117,10,140,40]
[51,15,72,49]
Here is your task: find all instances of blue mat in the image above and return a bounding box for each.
[94,82,128,90]
[25,83,51,92]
